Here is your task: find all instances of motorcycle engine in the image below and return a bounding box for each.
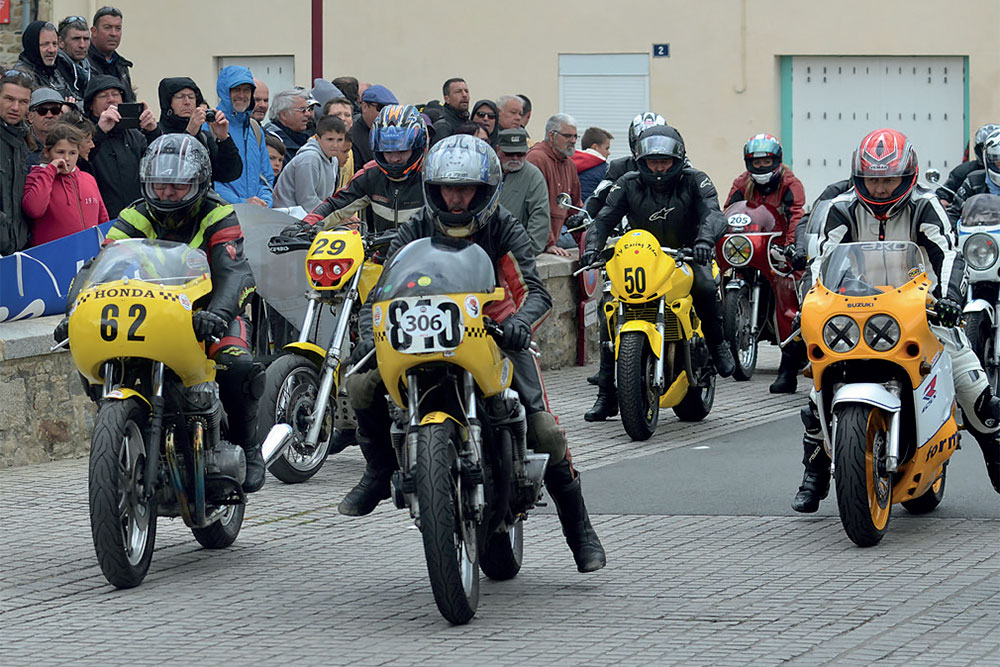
[207,441,246,485]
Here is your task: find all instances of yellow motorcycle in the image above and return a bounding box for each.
[257,226,391,483]
[65,239,287,588]
[802,241,960,546]
[370,237,549,625]
[590,229,717,440]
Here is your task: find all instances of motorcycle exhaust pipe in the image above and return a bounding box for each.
[261,424,294,468]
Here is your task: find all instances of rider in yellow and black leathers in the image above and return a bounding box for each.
[105,134,265,492]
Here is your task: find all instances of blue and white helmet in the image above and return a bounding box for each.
[423,135,503,238]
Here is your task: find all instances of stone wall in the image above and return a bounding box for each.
[0,262,597,468]
[1,1,56,68]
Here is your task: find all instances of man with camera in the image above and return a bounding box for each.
[84,75,159,218]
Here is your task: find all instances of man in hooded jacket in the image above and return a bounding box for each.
[470,99,499,146]
[84,75,160,218]
[213,66,274,207]
[12,21,78,102]
[157,77,241,184]
[0,72,32,255]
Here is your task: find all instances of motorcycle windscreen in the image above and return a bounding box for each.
[818,241,925,295]
[82,239,209,289]
[960,193,1000,227]
[373,237,497,300]
[722,200,783,233]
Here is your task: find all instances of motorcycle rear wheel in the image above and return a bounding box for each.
[89,398,157,588]
[479,519,523,581]
[723,287,758,381]
[191,503,245,549]
[415,421,480,625]
[672,371,716,422]
[257,354,332,484]
[617,331,659,441]
[834,404,892,547]
[901,461,947,515]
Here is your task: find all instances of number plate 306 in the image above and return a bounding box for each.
[387,296,464,353]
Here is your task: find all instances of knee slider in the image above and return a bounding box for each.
[800,402,822,436]
[527,411,567,464]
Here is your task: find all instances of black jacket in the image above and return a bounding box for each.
[348,115,373,168]
[939,159,982,202]
[585,168,727,255]
[55,51,90,101]
[583,155,637,218]
[265,119,310,165]
[306,161,424,233]
[431,104,470,145]
[86,43,135,102]
[157,77,242,183]
[0,120,30,254]
[947,169,990,225]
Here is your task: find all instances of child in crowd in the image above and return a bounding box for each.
[57,111,97,174]
[265,133,286,181]
[273,115,346,211]
[22,124,109,246]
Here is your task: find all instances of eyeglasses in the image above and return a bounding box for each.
[33,106,62,116]
[173,93,198,102]
[554,131,578,140]
[475,111,496,120]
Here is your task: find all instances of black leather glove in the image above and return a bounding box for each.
[565,212,587,230]
[53,316,69,344]
[500,316,532,351]
[934,297,963,327]
[580,249,598,268]
[692,242,714,265]
[280,221,318,240]
[786,245,808,271]
[348,338,376,372]
[192,310,228,341]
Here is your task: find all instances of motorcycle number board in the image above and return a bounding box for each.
[387,296,464,354]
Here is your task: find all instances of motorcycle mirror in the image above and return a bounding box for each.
[925,168,941,184]
[556,192,573,209]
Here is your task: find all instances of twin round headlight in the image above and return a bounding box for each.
[822,314,900,352]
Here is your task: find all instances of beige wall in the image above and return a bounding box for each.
[49,0,999,192]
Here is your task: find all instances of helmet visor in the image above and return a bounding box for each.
[635,135,684,161]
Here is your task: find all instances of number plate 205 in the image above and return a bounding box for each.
[386,296,464,353]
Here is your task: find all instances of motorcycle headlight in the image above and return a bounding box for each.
[864,314,900,352]
[963,232,999,270]
[823,315,860,353]
[722,235,753,267]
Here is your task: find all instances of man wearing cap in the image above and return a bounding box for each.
[349,84,397,167]
[497,128,551,255]
[84,75,159,218]
[25,88,67,167]
[0,72,32,255]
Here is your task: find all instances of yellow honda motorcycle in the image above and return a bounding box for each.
[66,239,287,588]
[802,241,960,546]
[596,229,717,440]
[370,237,549,625]
[257,226,391,482]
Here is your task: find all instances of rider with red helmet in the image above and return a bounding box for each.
[792,128,1000,513]
[726,133,807,393]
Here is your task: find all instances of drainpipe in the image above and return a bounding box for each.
[311,0,322,82]
[20,0,31,30]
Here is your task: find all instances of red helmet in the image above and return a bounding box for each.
[852,128,917,220]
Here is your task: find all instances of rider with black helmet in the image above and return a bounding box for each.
[581,125,735,422]
[102,134,265,492]
[339,135,607,574]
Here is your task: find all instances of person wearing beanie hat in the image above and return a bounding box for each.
[156,76,242,183]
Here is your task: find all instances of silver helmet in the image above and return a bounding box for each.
[422,135,502,238]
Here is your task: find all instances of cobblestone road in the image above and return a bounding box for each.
[2,348,998,665]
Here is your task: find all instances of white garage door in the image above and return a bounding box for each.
[788,56,966,203]
[559,54,650,161]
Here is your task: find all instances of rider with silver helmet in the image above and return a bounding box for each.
[339,134,606,573]
[947,128,1000,225]
[106,134,265,492]
[581,124,736,422]
[938,122,1000,206]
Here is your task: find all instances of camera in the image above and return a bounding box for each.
[205,109,216,123]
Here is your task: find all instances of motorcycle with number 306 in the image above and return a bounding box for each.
[369,237,548,625]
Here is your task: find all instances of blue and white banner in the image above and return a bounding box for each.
[0,222,115,322]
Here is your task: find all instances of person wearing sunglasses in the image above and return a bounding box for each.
[470,99,498,145]
[11,21,79,104]
[26,88,67,167]
[0,72,33,255]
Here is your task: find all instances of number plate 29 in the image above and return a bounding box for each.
[386,296,464,353]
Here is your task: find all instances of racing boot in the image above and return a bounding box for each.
[219,358,266,494]
[584,346,618,422]
[337,437,394,516]
[328,428,357,455]
[710,342,735,378]
[587,372,599,386]
[769,343,803,394]
[544,458,607,573]
[973,433,1000,493]
[241,443,267,493]
[791,433,830,513]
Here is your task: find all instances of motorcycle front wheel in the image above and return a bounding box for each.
[617,331,659,441]
[415,421,480,625]
[479,519,523,581]
[834,404,892,547]
[723,286,758,381]
[89,397,157,588]
[257,354,333,483]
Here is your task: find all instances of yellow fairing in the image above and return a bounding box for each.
[103,387,151,408]
[69,276,215,387]
[283,341,327,368]
[659,372,689,408]
[305,228,365,291]
[802,274,936,390]
[606,229,694,303]
[358,261,383,303]
[616,320,662,358]
[373,290,511,408]
[895,419,957,501]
